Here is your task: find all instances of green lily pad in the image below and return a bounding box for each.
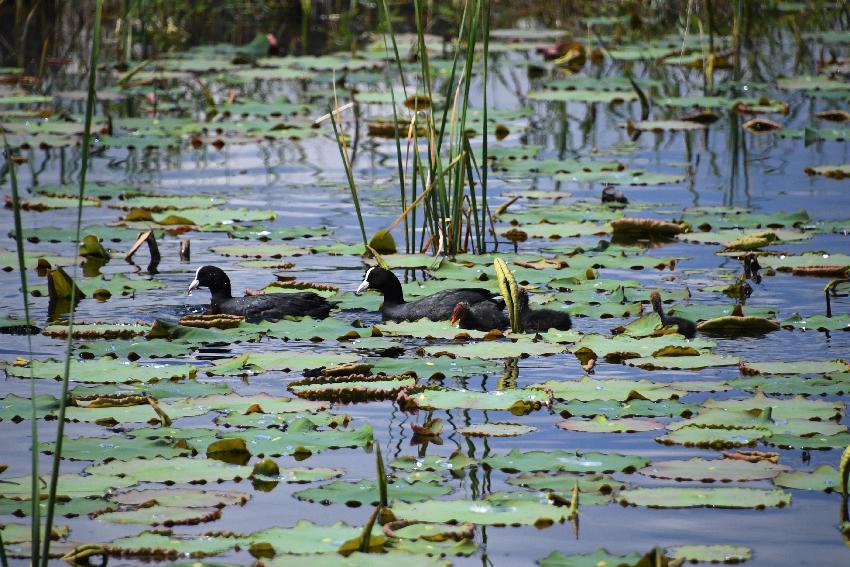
[370,357,500,379]
[619,487,791,508]
[781,313,850,332]
[377,319,486,340]
[94,505,221,526]
[456,422,536,437]
[422,340,565,359]
[625,355,740,370]
[390,453,475,473]
[667,545,752,564]
[397,387,550,412]
[638,458,789,482]
[86,456,253,484]
[484,449,648,474]
[0,472,135,498]
[0,393,60,421]
[538,549,642,567]
[505,472,627,494]
[571,334,715,361]
[534,377,684,402]
[294,479,451,506]
[656,426,772,448]
[391,497,573,527]
[111,487,249,507]
[558,415,665,433]
[556,399,698,419]
[741,360,850,375]
[106,529,241,558]
[4,359,197,384]
[528,90,637,104]
[210,242,308,258]
[40,434,192,461]
[772,465,842,493]
[777,75,850,91]
[206,351,360,375]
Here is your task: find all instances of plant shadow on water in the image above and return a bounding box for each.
[1,0,850,565]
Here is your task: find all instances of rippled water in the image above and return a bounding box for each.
[2,10,850,566]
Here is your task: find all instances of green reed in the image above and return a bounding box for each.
[39,1,103,564]
[3,131,39,567]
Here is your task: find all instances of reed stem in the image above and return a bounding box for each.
[41,3,103,564]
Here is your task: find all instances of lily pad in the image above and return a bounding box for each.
[558,415,665,433]
[294,479,451,506]
[772,465,842,493]
[619,487,791,508]
[638,458,789,482]
[456,422,536,437]
[484,449,648,474]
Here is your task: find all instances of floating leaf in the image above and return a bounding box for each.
[396,387,550,412]
[619,487,791,508]
[484,449,648,474]
[557,415,664,433]
[294,479,450,507]
[773,465,842,493]
[456,422,536,437]
[638,458,789,482]
[667,545,752,564]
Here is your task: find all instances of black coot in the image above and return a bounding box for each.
[517,288,572,332]
[188,266,333,322]
[650,290,696,338]
[355,266,503,322]
[450,300,509,331]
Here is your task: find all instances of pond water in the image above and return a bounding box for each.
[1,4,850,566]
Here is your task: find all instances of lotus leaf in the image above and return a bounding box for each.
[40,434,191,460]
[484,449,648,473]
[422,340,565,359]
[390,453,475,473]
[556,398,698,419]
[387,538,477,557]
[538,549,642,567]
[766,432,850,449]
[391,497,574,527]
[0,472,135,498]
[397,387,550,412]
[0,393,60,421]
[740,360,850,375]
[86,456,253,483]
[638,458,789,482]
[558,415,665,433]
[111,487,249,507]
[701,393,843,420]
[206,351,360,375]
[505,472,627,494]
[571,334,715,361]
[95,505,221,526]
[625,354,739,370]
[772,465,842,493]
[456,422,536,437]
[289,374,416,402]
[106,530,241,558]
[528,89,637,103]
[667,545,752,564]
[294,478,451,506]
[370,356,500,379]
[3,358,197,383]
[533,377,685,402]
[656,426,772,448]
[781,313,850,331]
[619,487,790,508]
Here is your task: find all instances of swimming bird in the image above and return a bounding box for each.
[450,300,509,331]
[650,290,696,338]
[188,266,333,322]
[355,266,503,323]
[516,287,572,332]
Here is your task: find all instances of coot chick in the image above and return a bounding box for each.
[188,266,333,322]
[450,300,509,331]
[516,287,573,332]
[601,185,628,205]
[650,291,696,339]
[355,266,503,322]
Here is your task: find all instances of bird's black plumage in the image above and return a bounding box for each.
[188,266,332,322]
[650,291,696,339]
[355,266,503,322]
[516,288,572,332]
[451,300,509,331]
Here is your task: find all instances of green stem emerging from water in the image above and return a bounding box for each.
[41,3,103,564]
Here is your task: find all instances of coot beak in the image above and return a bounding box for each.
[450,303,464,326]
[354,278,370,295]
[188,279,200,295]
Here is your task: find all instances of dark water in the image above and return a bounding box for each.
[2,6,850,566]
